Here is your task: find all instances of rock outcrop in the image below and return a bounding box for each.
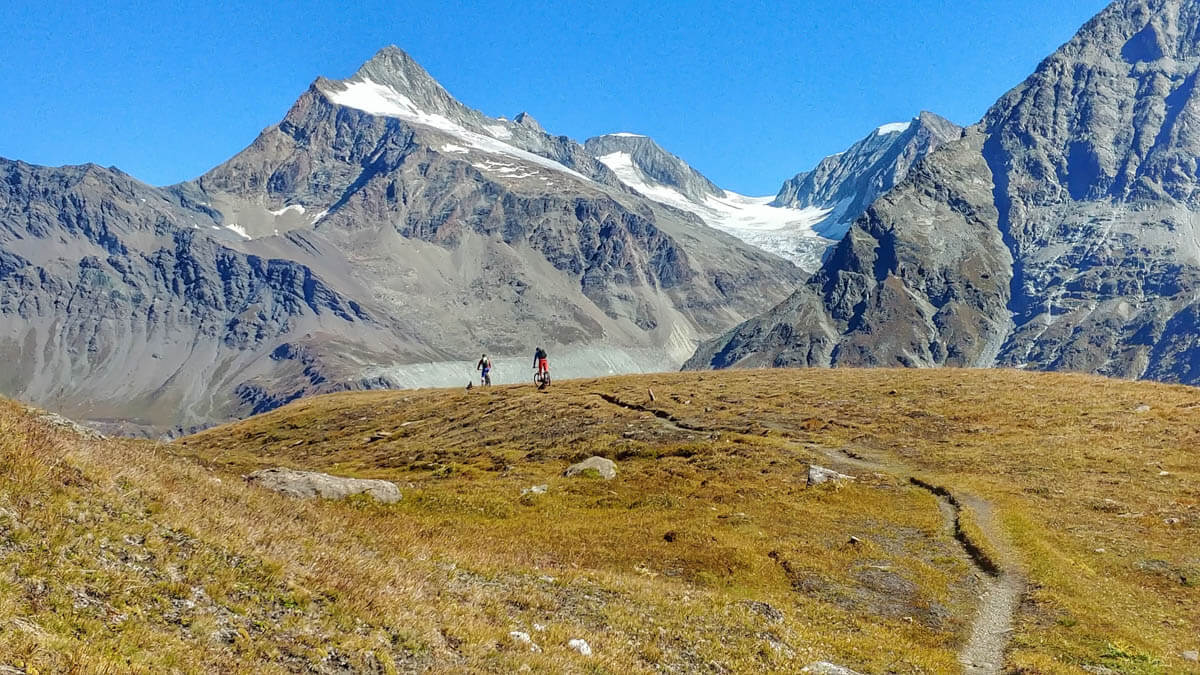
[807,465,855,487]
[244,467,402,503]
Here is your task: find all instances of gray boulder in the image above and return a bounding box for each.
[564,456,617,480]
[807,465,854,487]
[245,467,401,503]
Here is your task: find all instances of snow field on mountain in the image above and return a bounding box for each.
[596,151,834,269]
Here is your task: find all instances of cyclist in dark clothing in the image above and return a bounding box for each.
[476,354,492,386]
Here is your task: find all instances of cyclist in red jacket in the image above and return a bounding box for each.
[534,347,549,385]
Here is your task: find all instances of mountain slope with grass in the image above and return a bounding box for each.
[3,369,1197,673]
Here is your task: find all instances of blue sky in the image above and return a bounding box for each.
[0,0,1110,195]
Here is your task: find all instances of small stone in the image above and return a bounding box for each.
[802,663,865,675]
[567,638,592,656]
[807,465,855,487]
[508,631,541,653]
[1094,548,1106,554]
[1164,517,1181,525]
[1134,404,1151,414]
[739,600,784,623]
[1160,470,1171,476]
[1181,651,1198,662]
[564,456,617,480]
[521,484,548,496]
[532,623,546,632]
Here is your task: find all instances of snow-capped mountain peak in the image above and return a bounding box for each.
[584,133,725,202]
[314,48,617,187]
[772,111,962,240]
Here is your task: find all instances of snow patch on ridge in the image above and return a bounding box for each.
[326,78,588,181]
[269,204,305,216]
[597,151,835,270]
[225,223,252,240]
[876,121,912,135]
[484,124,512,139]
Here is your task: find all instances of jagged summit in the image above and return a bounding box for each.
[513,111,544,132]
[313,46,470,125]
[348,46,442,93]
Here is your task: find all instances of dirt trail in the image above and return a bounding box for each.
[956,497,1024,675]
[820,447,1025,675]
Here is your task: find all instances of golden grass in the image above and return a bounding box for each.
[4,368,1199,672]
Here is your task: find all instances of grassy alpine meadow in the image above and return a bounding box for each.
[2,368,1198,673]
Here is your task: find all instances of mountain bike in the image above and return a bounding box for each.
[534,369,551,389]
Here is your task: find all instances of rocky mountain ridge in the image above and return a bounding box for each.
[689,0,1200,389]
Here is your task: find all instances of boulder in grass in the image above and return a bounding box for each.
[807,465,854,487]
[567,638,592,656]
[564,456,617,480]
[244,467,401,503]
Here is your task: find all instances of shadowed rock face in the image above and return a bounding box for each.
[0,47,802,434]
[690,0,1200,385]
[0,159,415,435]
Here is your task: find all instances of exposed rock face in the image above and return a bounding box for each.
[772,112,964,240]
[0,47,803,433]
[691,0,1200,387]
[0,159,402,433]
[244,467,402,503]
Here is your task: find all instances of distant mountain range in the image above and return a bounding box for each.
[4,0,1190,434]
[3,45,907,434]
